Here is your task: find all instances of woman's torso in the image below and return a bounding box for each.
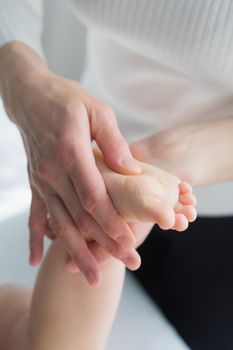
[70,0,233,216]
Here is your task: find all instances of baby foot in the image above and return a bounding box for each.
[95,150,197,232]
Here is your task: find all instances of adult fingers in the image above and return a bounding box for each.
[34,106,137,252]
[44,191,102,286]
[79,221,140,271]
[67,240,140,273]
[66,243,113,273]
[53,176,140,270]
[65,139,136,250]
[92,104,141,175]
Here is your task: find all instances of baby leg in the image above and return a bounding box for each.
[0,284,30,350]
[29,240,125,350]
[0,241,125,350]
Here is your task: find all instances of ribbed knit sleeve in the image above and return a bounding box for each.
[0,0,44,58]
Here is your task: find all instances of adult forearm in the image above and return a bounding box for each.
[130,118,233,188]
[0,41,47,124]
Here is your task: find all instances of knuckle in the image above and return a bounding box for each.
[106,242,119,257]
[28,218,41,234]
[96,103,116,122]
[36,159,53,182]
[75,212,93,233]
[81,190,101,214]
[63,100,83,117]
[103,221,117,236]
[51,222,67,240]
[109,136,126,150]
[70,252,82,267]
[71,248,88,267]
[56,137,85,173]
[29,173,39,188]
[56,136,76,164]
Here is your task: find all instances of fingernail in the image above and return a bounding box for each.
[122,255,135,266]
[86,269,98,285]
[121,157,142,173]
[122,254,140,270]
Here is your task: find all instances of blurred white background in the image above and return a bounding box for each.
[1,0,232,349]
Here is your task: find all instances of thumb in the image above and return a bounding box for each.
[93,105,142,175]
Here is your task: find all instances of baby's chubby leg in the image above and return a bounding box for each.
[0,284,30,350]
[28,240,125,350]
[94,149,197,232]
[0,241,125,350]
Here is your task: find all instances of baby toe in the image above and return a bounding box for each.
[179,205,197,222]
[145,197,175,230]
[174,202,183,212]
[172,213,189,232]
[179,181,193,194]
[179,193,197,207]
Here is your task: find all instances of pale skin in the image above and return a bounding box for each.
[1,39,233,350]
[0,41,143,285]
[1,117,232,350]
[1,114,232,349]
[0,149,196,350]
[1,88,233,350]
[1,113,233,349]
[1,42,233,285]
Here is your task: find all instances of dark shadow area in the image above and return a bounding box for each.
[133,216,233,350]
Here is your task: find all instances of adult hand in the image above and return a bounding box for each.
[130,118,233,187]
[0,42,141,285]
[66,221,154,272]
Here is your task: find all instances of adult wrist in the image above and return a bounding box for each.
[130,129,196,184]
[0,41,49,124]
[130,118,233,188]
[0,41,48,89]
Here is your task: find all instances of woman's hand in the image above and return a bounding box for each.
[0,42,141,285]
[66,147,196,272]
[130,118,233,188]
[66,221,154,272]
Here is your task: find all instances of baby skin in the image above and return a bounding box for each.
[66,149,197,275]
[94,149,197,233]
[0,151,197,350]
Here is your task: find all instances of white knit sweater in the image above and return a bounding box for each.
[1,0,233,215]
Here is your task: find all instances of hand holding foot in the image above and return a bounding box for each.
[95,149,197,232]
[67,150,197,274]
